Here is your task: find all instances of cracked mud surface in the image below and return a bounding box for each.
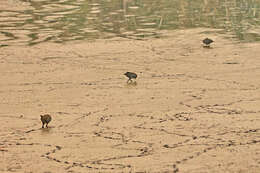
[0,29,260,173]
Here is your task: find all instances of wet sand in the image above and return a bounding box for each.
[0,0,32,11]
[0,29,260,173]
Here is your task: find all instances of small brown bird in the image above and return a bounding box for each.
[203,38,214,47]
[124,72,137,83]
[40,114,52,128]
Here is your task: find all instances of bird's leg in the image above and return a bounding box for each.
[42,123,44,128]
[46,123,48,128]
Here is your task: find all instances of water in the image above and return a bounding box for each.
[0,0,260,46]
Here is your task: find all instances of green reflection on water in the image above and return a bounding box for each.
[0,0,260,46]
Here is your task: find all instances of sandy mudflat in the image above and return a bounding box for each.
[0,29,260,173]
[0,0,32,11]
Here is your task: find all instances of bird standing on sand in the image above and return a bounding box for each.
[40,114,52,128]
[203,38,214,47]
[124,72,137,83]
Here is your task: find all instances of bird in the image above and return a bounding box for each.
[40,114,52,128]
[124,72,137,83]
[202,38,214,47]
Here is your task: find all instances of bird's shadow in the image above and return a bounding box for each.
[126,81,137,86]
[40,126,53,133]
[203,45,213,49]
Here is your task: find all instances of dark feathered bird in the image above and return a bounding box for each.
[124,72,137,83]
[40,114,52,128]
[203,38,214,47]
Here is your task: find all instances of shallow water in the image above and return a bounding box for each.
[0,0,260,46]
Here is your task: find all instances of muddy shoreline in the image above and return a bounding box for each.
[0,29,260,172]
